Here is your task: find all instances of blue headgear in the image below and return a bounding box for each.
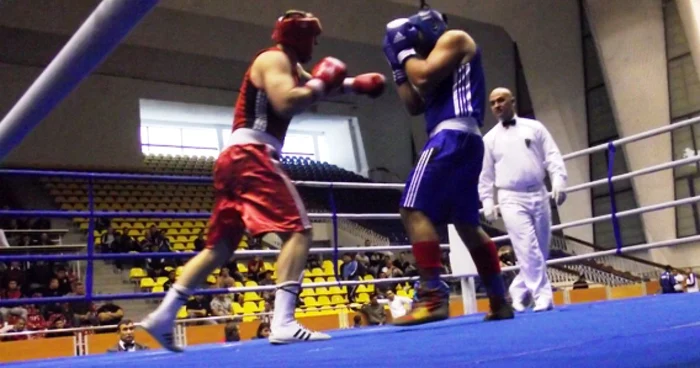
[408,9,447,51]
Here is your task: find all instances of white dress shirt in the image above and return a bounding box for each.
[377,296,413,319]
[479,116,567,201]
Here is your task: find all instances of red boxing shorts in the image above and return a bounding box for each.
[206,143,311,249]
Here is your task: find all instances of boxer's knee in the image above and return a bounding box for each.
[400,207,439,242]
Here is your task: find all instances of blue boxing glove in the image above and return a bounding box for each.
[385,18,419,66]
[382,34,408,85]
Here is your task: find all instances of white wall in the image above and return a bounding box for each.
[585,0,677,265]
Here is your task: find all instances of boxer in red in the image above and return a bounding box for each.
[141,10,385,350]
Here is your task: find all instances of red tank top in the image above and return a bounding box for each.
[233,46,300,144]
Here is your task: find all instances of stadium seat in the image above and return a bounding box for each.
[232,303,245,315]
[176,307,188,319]
[300,288,315,297]
[315,287,330,295]
[243,301,260,314]
[155,277,169,286]
[316,296,332,306]
[356,293,370,303]
[303,297,318,307]
[330,295,346,305]
[244,292,261,301]
[129,268,146,280]
[328,286,344,295]
[152,286,165,293]
[139,278,155,290]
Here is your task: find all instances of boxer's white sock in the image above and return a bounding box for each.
[151,284,192,320]
[272,282,300,328]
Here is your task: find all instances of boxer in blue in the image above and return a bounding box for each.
[383,8,514,325]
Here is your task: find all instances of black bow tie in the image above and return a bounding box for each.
[502,119,516,127]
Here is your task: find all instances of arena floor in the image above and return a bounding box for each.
[8,293,700,368]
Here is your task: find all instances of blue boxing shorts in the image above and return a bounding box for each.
[400,129,484,226]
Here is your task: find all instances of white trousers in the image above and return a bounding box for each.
[498,187,552,304]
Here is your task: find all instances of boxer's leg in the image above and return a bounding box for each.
[141,146,243,352]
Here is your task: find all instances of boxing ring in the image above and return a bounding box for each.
[2,1,700,367]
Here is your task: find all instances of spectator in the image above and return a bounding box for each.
[37,233,55,246]
[210,294,233,320]
[224,321,240,342]
[573,275,589,290]
[247,256,265,282]
[0,280,28,321]
[377,290,413,319]
[3,317,28,341]
[217,267,236,288]
[146,244,168,278]
[259,271,274,286]
[107,320,149,352]
[163,270,177,292]
[186,294,212,320]
[341,253,360,301]
[660,266,676,294]
[100,227,117,253]
[254,322,271,339]
[26,261,52,292]
[193,231,206,252]
[351,293,386,326]
[44,277,64,297]
[4,261,25,287]
[15,234,31,247]
[68,282,98,327]
[674,270,686,293]
[46,315,74,338]
[97,301,124,332]
[55,267,72,295]
[24,296,47,334]
[352,314,362,328]
[260,300,273,325]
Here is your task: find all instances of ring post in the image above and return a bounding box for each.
[86,176,95,301]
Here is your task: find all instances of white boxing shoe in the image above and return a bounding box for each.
[268,321,331,345]
[533,299,554,312]
[511,300,527,313]
[140,313,182,352]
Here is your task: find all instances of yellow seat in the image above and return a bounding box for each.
[176,266,184,276]
[397,289,409,298]
[313,277,325,284]
[172,243,186,251]
[129,268,146,280]
[179,228,193,236]
[310,268,324,276]
[264,261,274,271]
[152,285,165,293]
[243,301,260,314]
[305,307,321,317]
[316,296,332,306]
[155,277,169,286]
[139,278,155,289]
[315,287,330,295]
[302,278,313,285]
[300,288,315,297]
[330,295,346,305]
[328,286,344,295]
[232,302,245,315]
[356,293,370,303]
[206,275,217,284]
[318,305,336,315]
[245,281,258,287]
[244,292,261,301]
[176,306,188,319]
[357,284,369,293]
[303,296,318,307]
[237,263,248,273]
[326,276,337,283]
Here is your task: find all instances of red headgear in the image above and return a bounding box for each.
[271,10,322,63]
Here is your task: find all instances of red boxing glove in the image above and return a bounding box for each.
[342,73,386,98]
[306,57,348,97]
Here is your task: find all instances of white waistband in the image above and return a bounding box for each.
[429,117,481,138]
[226,128,283,153]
